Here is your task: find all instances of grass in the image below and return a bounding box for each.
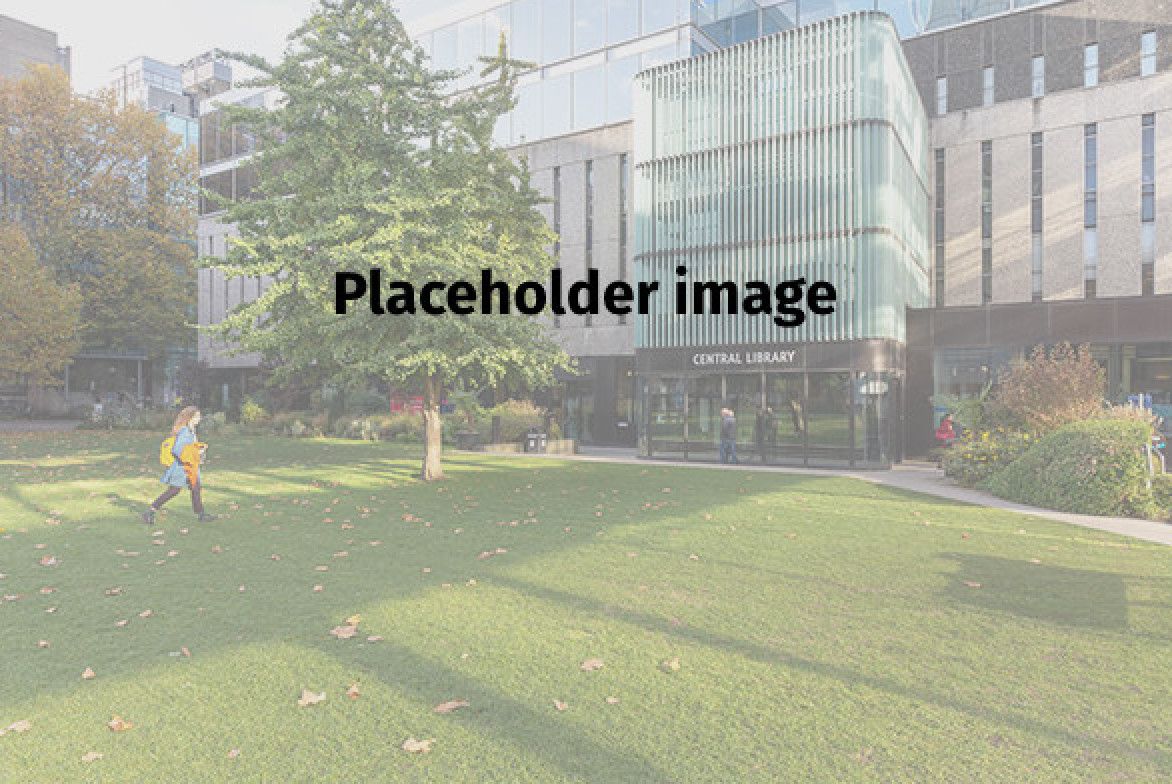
[0,430,1169,783]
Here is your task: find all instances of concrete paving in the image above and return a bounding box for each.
[504,446,1172,546]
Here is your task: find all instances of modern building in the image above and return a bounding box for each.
[0,13,70,82]
[196,0,1172,463]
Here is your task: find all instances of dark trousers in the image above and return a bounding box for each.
[719,439,738,464]
[151,482,203,515]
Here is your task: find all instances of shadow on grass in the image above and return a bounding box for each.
[488,575,1169,770]
[939,553,1130,631]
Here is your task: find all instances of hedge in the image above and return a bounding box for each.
[984,419,1160,518]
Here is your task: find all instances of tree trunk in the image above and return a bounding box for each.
[421,374,444,481]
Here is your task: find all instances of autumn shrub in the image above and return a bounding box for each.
[984,419,1158,518]
[482,400,548,443]
[1150,474,1172,521]
[239,397,270,427]
[270,410,326,437]
[991,344,1105,433]
[941,428,1035,487]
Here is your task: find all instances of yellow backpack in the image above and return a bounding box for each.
[159,436,177,467]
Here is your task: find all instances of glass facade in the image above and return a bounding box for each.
[634,12,930,350]
[411,1,1058,146]
[632,12,927,467]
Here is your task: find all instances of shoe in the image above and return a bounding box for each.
[197,512,218,523]
[142,508,156,526]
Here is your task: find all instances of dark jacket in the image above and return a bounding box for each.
[720,414,736,441]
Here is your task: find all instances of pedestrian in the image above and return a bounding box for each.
[719,407,738,464]
[754,406,770,463]
[143,406,216,525]
[934,414,957,449]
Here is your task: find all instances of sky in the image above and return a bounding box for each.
[4,0,317,94]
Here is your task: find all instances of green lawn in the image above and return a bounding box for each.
[0,431,1169,782]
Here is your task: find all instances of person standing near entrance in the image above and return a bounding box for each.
[754,406,776,463]
[720,407,738,464]
[143,406,216,525]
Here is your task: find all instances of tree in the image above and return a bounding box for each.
[0,65,196,357]
[210,0,568,480]
[992,343,1106,432]
[0,225,81,384]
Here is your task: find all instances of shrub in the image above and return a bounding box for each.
[269,410,325,437]
[984,419,1157,518]
[992,343,1105,433]
[239,397,269,426]
[484,400,547,443]
[343,388,387,416]
[942,429,1034,487]
[1151,474,1172,521]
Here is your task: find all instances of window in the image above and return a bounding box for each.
[574,0,606,54]
[1084,43,1098,87]
[934,148,946,307]
[584,160,594,327]
[552,166,561,327]
[1084,124,1098,298]
[981,140,993,304]
[543,73,572,137]
[982,66,994,107]
[511,0,541,63]
[618,153,630,324]
[1031,132,1043,301]
[935,76,947,116]
[642,0,679,33]
[1031,55,1044,98]
[606,54,639,123]
[542,0,573,63]
[573,65,606,130]
[1142,114,1156,295]
[1141,30,1157,77]
[607,0,639,44]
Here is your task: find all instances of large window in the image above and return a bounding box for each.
[606,54,639,123]
[934,148,946,306]
[1084,43,1099,87]
[1084,123,1098,299]
[980,140,993,304]
[1031,54,1045,98]
[607,0,639,44]
[542,0,573,62]
[511,0,542,63]
[513,81,541,143]
[1031,132,1044,302]
[1141,30,1157,77]
[574,0,606,54]
[982,65,994,107]
[573,65,606,130]
[642,0,680,34]
[543,73,572,137]
[1142,113,1156,296]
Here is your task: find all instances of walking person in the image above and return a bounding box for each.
[719,407,738,464]
[143,406,216,525]
[754,406,771,463]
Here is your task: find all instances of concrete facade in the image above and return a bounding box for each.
[0,14,70,82]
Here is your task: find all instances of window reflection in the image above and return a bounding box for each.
[574,0,606,54]
[574,65,606,130]
[607,55,639,123]
[607,0,639,44]
[543,73,572,137]
[511,0,542,63]
[543,0,573,62]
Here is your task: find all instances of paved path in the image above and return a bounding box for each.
[0,420,82,433]
[493,447,1172,546]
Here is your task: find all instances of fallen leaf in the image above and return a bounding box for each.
[365,635,383,642]
[104,587,122,596]
[330,625,358,640]
[313,584,324,593]
[579,658,604,672]
[82,667,96,680]
[181,647,191,658]
[107,716,134,732]
[36,639,49,649]
[81,751,103,763]
[963,581,982,589]
[137,609,152,618]
[227,748,241,759]
[297,689,326,707]
[553,699,568,711]
[433,699,469,714]
[605,696,620,705]
[114,620,128,628]
[347,684,361,700]
[401,737,434,754]
[660,657,681,673]
[345,614,362,626]
[2,719,31,735]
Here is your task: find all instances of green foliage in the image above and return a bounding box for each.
[206,0,570,479]
[992,344,1106,433]
[239,397,270,426]
[985,419,1158,518]
[269,410,327,437]
[932,381,994,433]
[77,407,174,432]
[1150,474,1172,521]
[342,388,388,417]
[482,399,547,443]
[941,429,1035,487]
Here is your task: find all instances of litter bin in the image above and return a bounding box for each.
[524,428,547,453]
